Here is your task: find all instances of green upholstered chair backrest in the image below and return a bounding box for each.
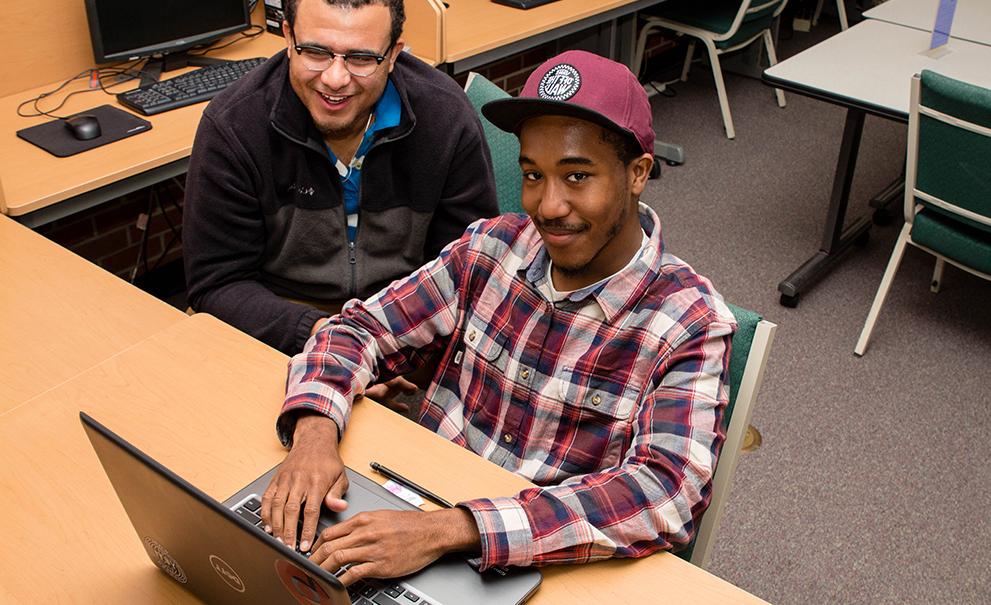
[675,301,762,563]
[915,70,991,234]
[464,73,524,215]
[644,0,787,48]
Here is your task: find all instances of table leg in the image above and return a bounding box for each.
[777,107,872,307]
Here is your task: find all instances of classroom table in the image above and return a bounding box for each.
[0,313,768,604]
[762,19,991,306]
[0,215,184,412]
[0,33,287,227]
[436,0,662,73]
[864,0,991,47]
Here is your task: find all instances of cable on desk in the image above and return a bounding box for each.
[15,60,145,120]
[188,25,266,56]
[16,24,264,120]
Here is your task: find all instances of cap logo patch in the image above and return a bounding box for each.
[538,64,581,101]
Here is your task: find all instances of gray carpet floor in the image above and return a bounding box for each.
[639,19,991,605]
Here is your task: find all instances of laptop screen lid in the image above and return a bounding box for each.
[80,412,541,605]
[81,411,347,605]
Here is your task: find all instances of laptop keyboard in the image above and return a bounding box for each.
[233,498,437,605]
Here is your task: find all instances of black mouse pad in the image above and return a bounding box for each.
[16,104,153,158]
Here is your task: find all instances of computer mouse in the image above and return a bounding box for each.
[64,115,102,141]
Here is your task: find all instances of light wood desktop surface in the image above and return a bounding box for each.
[0,33,287,221]
[0,313,767,604]
[864,0,991,47]
[0,215,184,412]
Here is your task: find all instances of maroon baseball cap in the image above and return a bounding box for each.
[482,50,654,155]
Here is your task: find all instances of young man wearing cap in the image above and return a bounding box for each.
[262,50,737,583]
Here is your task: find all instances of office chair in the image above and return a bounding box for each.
[464,73,524,215]
[855,71,991,356]
[632,0,789,140]
[680,303,776,568]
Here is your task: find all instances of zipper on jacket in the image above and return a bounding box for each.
[348,240,357,298]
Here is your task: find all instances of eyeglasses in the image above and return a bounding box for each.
[290,32,392,77]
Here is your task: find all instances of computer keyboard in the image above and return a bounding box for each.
[232,497,438,605]
[491,0,561,9]
[117,57,267,115]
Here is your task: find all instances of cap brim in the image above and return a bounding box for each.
[481,97,644,152]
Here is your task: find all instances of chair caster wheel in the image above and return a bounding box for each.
[779,293,799,308]
[872,208,895,226]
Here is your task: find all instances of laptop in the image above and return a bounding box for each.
[80,412,541,605]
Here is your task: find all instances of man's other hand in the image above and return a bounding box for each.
[310,316,330,337]
[261,414,348,553]
[362,376,419,415]
[308,508,481,585]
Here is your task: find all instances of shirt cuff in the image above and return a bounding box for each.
[276,398,348,448]
[459,497,535,569]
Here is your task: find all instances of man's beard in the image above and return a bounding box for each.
[551,193,630,278]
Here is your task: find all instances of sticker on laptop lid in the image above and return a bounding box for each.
[276,559,335,604]
[143,536,188,584]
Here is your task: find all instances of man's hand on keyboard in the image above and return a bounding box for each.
[308,508,482,586]
[260,414,349,553]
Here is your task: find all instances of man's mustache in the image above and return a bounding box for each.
[536,218,589,233]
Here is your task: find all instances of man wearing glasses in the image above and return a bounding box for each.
[183,0,498,365]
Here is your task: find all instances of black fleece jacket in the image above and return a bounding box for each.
[183,51,498,354]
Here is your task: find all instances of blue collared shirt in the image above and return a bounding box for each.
[325,79,402,242]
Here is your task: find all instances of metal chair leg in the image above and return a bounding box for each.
[763,30,787,108]
[701,38,735,139]
[855,224,911,356]
[681,39,696,82]
[837,0,850,30]
[632,21,662,78]
[931,257,945,293]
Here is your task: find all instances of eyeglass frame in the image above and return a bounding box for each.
[289,29,394,77]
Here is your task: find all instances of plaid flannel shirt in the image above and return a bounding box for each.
[279,204,736,570]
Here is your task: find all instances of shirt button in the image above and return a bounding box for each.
[591,394,602,406]
[503,433,513,444]
[520,368,530,380]
[468,331,476,342]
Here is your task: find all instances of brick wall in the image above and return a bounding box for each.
[36,180,184,282]
[32,26,678,287]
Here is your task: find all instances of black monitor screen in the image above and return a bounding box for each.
[87,0,250,62]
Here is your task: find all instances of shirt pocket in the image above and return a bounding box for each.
[556,367,638,421]
[457,313,511,416]
[546,367,639,475]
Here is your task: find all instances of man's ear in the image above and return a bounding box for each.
[629,152,654,197]
[282,20,293,58]
[388,39,406,73]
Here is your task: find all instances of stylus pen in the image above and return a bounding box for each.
[369,461,509,576]
[369,461,455,509]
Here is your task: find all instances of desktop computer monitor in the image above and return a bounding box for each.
[85,0,252,83]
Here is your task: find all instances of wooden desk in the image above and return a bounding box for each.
[0,215,184,412]
[426,0,661,73]
[864,0,991,47]
[761,20,991,307]
[0,33,287,227]
[0,313,766,603]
